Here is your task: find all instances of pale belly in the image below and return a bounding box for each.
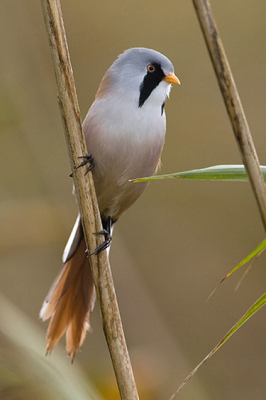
[92,139,163,220]
[83,97,166,220]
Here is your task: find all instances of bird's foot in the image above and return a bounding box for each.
[70,153,95,177]
[89,229,112,255]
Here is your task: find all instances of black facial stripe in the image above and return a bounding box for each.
[139,63,165,107]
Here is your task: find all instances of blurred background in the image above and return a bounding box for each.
[1,1,266,399]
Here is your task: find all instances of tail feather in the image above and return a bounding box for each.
[40,237,96,361]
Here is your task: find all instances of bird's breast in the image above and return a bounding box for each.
[83,97,166,219]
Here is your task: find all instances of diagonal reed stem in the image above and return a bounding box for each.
[193,0,266,231]
[40,1,139,398]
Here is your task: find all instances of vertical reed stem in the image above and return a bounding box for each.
[193,0,266,231]
[40,1,139,398]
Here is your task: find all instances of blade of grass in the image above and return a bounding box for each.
[220,239,266,283]
[169,292,266,400]
[207,240,266,301]
[234,249,265,291]
[131,165,266,183]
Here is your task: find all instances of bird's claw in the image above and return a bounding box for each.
[89,229,112,256]
[70,153,95,177]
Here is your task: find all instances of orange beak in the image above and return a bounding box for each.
[163,73,181,85]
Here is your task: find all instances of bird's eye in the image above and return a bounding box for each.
[147,64,156,73]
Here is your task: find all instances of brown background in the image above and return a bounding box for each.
[1,1,266,399]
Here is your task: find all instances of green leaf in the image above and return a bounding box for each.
[131,164,266,183]
[169,293,266,400]
[207,240,266,301]
[221,238,266,283]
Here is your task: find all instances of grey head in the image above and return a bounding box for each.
[107,47,177,109]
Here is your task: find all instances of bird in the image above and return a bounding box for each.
[40,47,180,361]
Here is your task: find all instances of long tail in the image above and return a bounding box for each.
[40,217,95,362]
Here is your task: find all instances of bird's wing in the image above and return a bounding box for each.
[62,214,84,263]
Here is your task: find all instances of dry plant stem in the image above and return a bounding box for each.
[193,0,266,231]
[40,1,139,399]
